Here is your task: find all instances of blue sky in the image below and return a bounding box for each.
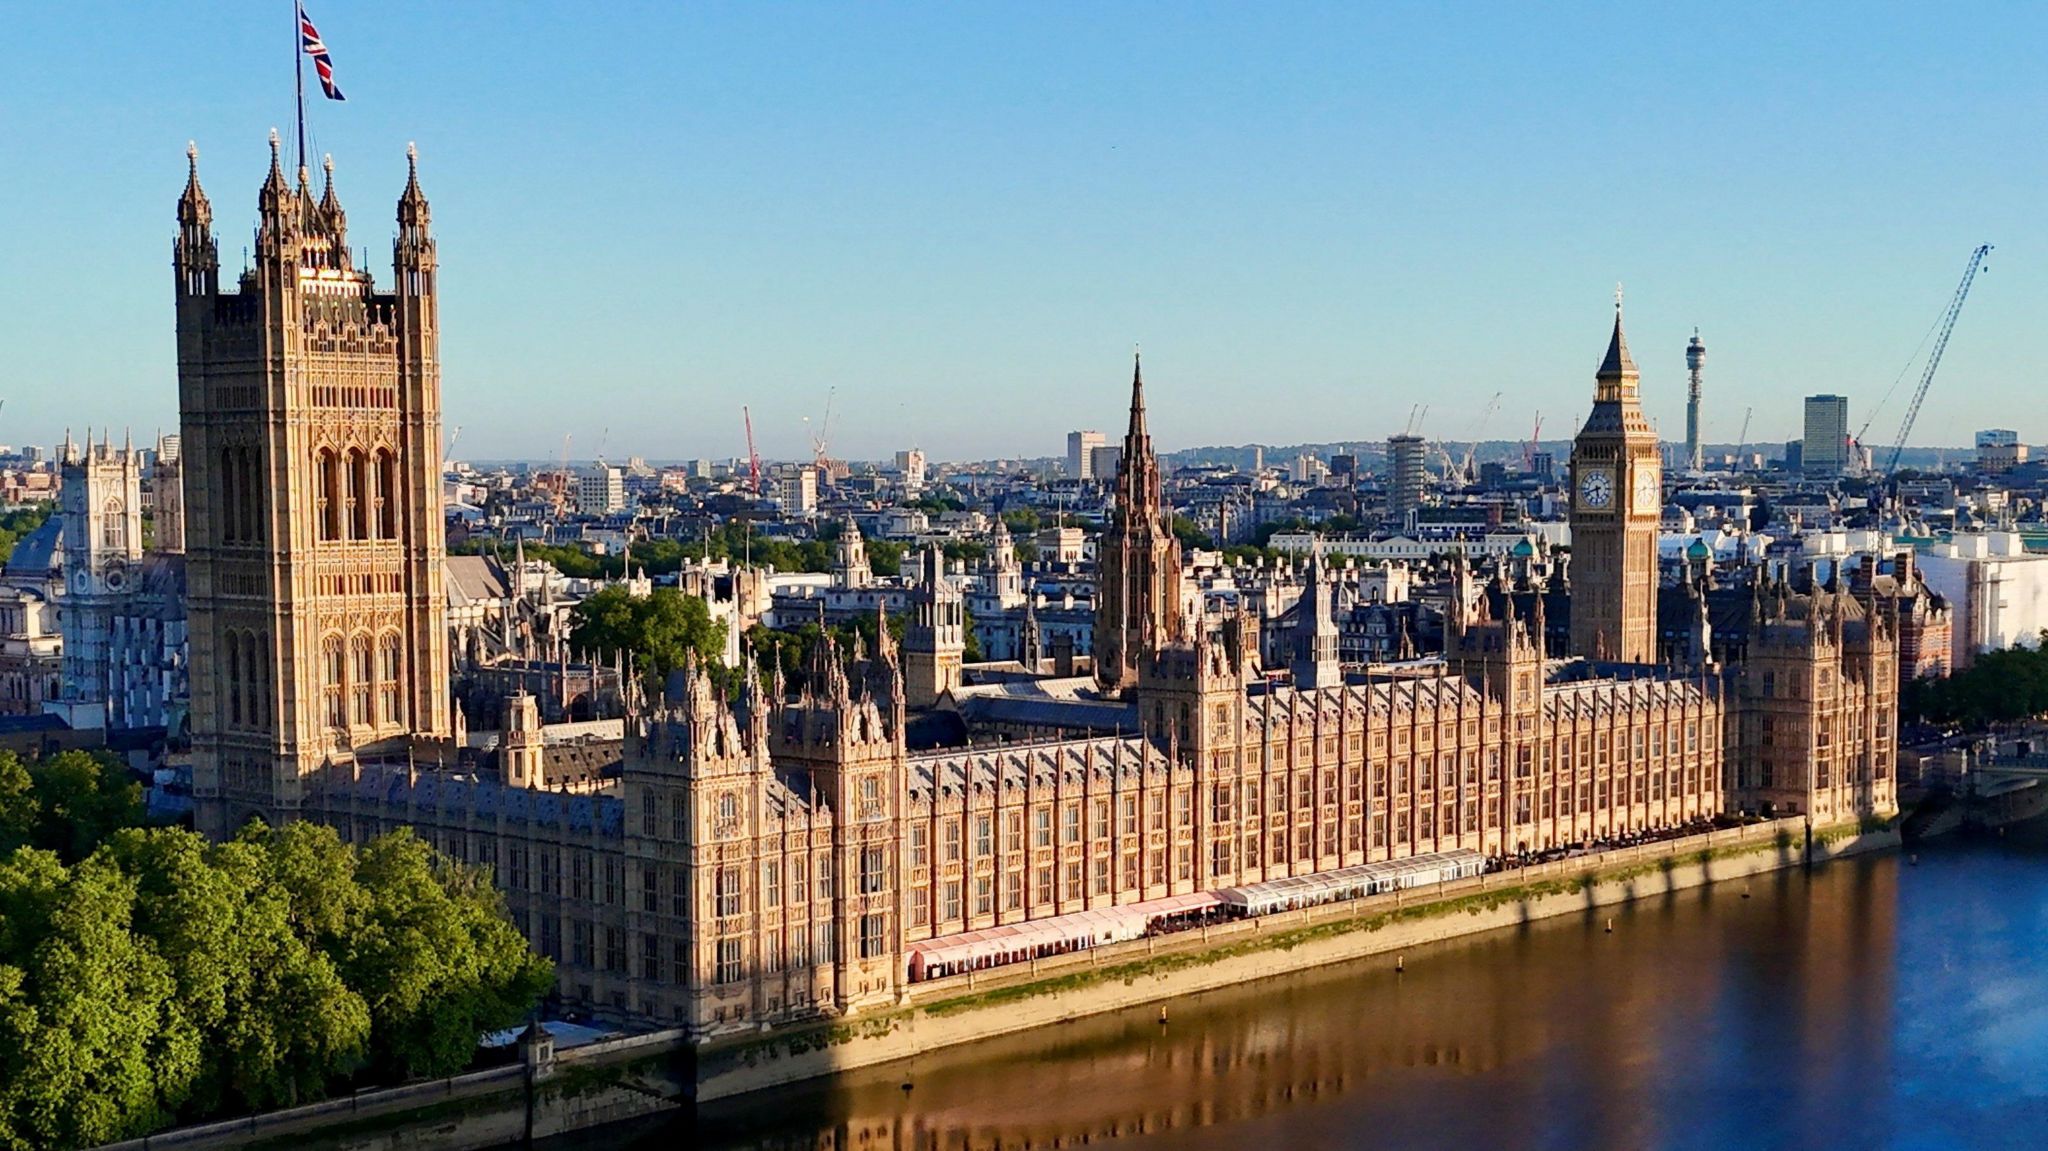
[1,2,2041,463]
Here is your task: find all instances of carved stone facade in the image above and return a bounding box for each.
[178,138,451,836]
[52,434,141,727]
[1093,354,1182,695]
[902,549,963,709]
[1569,304,1662,663]
[44,435,189,734]
[153,156,1897,1038]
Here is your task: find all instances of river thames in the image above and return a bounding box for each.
[591,832,2048,1151]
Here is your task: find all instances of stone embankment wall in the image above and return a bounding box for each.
[696,818,1898,1102]
[92,1031,690,1151]
[95,817,1896,1151]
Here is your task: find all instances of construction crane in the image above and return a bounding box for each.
[1884,244,1992,475]
[548,432,573,539]
[1732,406,1753,471]
[443,424,462,461]
[1432,441,1462,483]
[742,406,762,495]
[1403,404,1429,436]
[808,387,837,471]
[1522,412,1543,472]
[1455,392,1503,484]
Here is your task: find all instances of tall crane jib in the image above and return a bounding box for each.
[1886,244,1992,475]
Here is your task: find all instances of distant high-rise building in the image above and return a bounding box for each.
[1328,453,1357,479]
[1386,434,1427,525]
[1976,429,2027,474]
[1802,395,1851,477]
[1529,450,1555,481]
[1067,430,1105,480]
[1684,330,1706,472]
[775,467,818,516]
[1087,444,1122,483]
[575,465,624,515]
[894,448,927,492]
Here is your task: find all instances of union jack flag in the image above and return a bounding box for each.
[299,4,345,101]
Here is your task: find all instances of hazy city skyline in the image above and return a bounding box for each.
[4,3,2042,461]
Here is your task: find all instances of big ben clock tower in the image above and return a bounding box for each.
[1569,294,1661,663]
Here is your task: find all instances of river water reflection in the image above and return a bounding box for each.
[596,835,2048,1151]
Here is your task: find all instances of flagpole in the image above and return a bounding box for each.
[294,0,306,176]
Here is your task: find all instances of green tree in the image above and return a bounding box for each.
[0,851,184,1150]
[941,540,988,566]
[106,828,369,1114]
[0,814,551,1149]
[866,538,906,577]
[569,585,729,692]
[12,751,143,864]
[339,828,552,1080]
[0,756,33,856]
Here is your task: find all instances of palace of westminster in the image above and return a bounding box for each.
[73,137,1898,1034]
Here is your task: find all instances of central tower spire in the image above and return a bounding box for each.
[1094,349,1183,695]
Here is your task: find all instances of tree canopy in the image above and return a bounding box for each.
[452,522,841,580]
[569,585,729,693]
[0,768,551,1151]
[1904,634,2048,729]
[0,750,143,863]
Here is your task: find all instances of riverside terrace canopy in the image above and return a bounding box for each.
[907,891,1224,980]
[1216,850,1487,917]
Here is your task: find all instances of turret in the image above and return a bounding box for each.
[311,153,349,265]
[1290,544,1341,689]
[395,143,436,294]
[174,142,217,298]
[903,547,965,708]
[255,129,295,265]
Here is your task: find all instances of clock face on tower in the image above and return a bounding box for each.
[1633,465,1661,514]
[1578,467,1615,509]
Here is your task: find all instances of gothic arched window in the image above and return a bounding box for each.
[347,450,369,541]
[375,449,397,539]
[100,499,127,552]
[377,631,403,726]
[350,633,373,726]
[221,448,242,544]
[322,634,346,729]
[317,449,341,542]
[225,628,244,727]
[251,630,271,728]
[241,448,264,544]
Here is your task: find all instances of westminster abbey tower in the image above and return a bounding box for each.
[178,136,453,836]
